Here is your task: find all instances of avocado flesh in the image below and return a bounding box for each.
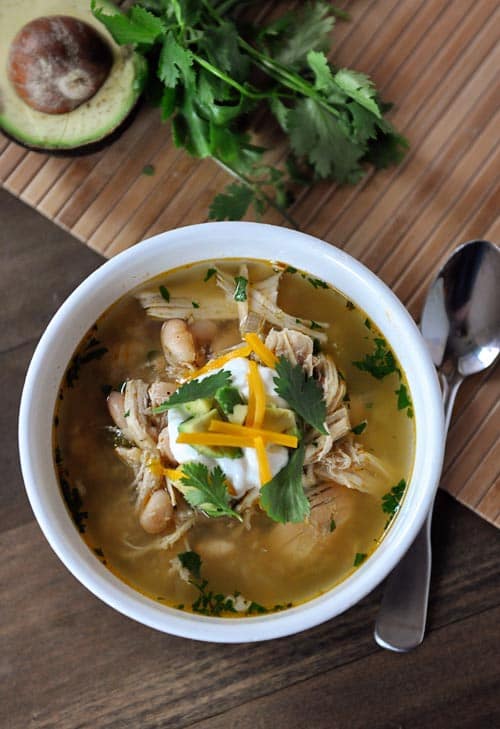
[0,0,146,151]
[179,410,243,459]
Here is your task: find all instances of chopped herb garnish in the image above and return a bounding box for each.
[60,476,88,533]
[364,318,372,330]
[354,552,367,566]
[285,265,297,274]
[260,441,309,523]
[310,320,324,331]
[329,518,336,532]
[176,462,242,521]
[65,340,108,387]
[353,337,397,380]
[351,420,367,435]
[159,285,170,302]
[142,164,155,176]
[273,355,328,435]
[247,601,268,614]
[346,300,356,310]
[382,479,406,523]
[233,276,248,302]
[123,410,130,418]
[395,383,413,417]
[204,267,217,282]
[178,550,202,580]
[192,301,200,309]
[151,369,232,412]
[307,277,329,289]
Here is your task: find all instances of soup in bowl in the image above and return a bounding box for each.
[19,222,444,642]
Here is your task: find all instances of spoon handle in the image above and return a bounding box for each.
[374,370,463,652]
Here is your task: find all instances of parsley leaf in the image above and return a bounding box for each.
[354,552,367,566]
[353,338,397,380]
[351,420,367,435]
[177,463,242,521]
[273,356,328,435]
[204,267,217,282]
[395,383,413,417]
[260,441,309,523]
[151,369,232,413]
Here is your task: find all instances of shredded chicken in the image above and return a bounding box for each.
[265,328,315,376]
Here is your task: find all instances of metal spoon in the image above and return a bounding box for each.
[374,239,500,652]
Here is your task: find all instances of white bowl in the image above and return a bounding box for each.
[19,222,444,642]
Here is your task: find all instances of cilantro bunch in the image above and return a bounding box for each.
[92,0,407,224]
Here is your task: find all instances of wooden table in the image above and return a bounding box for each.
[1,188,499,728]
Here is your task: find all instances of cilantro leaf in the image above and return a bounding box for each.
[307,50,334,91]
[159,284,170,302]
[273,356,328,434]
[333,69,381,118]
[177,463,242,521]
[382,479,406,519]
[151,370,232,412]
[395,383,412,410]
[177,550,202,579]
[260,442,309,523]
[233,276,248,302]
[353,338,397,380]
[354,552,367,566]
[209,183,255,221]
[91,2,165,47]
[158,31,194,89]
[351,420,367,435]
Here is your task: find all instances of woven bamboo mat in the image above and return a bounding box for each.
[1,0,499,526]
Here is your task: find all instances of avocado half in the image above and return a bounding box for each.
[0,0,146,152]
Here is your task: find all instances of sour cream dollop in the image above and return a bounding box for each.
[167,358,289,498]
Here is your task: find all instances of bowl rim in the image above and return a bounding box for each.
[18,221,445,642]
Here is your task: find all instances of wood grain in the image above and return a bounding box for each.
[1,0,498,526]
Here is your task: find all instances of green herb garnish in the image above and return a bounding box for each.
[92,1,407,223]
[353,337,397,380]
[260,441,309,524]
[142,164,155,176]
[65,339,108,387]
[354,552,367,566]
[382,479,406,523]
[159,285,170,302]
[307,277,329,289]
[204,267,217,282]
[233,276,248,302]
[310,320,324,331]
[395,383,413,417]
[329,518,336,533]
[176,463,242,521]
[192,301,200,309]
[151,369,232,413]
[178,550,202,580]
[351,420,367,435]
[273,356,327,435]
[285,265,297,274]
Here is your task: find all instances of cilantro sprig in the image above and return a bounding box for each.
[273,356,328,435]
[92,1,407,224]
[260,441,310,524]
[151,369,232,413]
[176,462,242,521]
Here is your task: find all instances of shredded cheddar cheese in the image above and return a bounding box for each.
[176,432,257,448]
[209,420,298,449]
[244,333,278,368]
[254,436,272,485]
[185,343,252,380]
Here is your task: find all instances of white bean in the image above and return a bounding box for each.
[158,427,177,464]
[139,490,174,534]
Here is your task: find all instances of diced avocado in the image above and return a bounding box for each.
[227,404,248,425]
[184,398,213,416]
[178,409,242,459]
[214,386,243,415]
[262,407,297,433]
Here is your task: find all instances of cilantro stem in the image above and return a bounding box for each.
[214,156,300,230]
[190,52,270,101]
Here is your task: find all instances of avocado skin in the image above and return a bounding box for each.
[0,98,143,156]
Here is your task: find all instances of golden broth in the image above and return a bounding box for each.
[54,259,415,614]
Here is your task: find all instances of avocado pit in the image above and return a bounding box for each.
[8,15,113,114]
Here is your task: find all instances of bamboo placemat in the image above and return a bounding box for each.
[1,0,499,526]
